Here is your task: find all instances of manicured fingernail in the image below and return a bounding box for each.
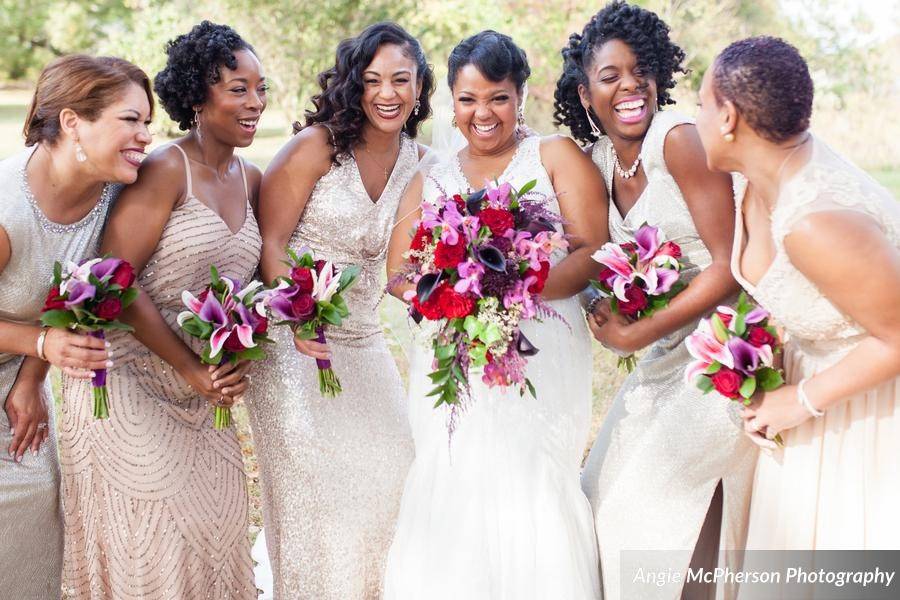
[8,429,13,436]
[105,341,111,349]
[16,455,22,463]
[214,382,221,389]
[106,360,113,368]
[91,371,97,378]
[108,350,114,358]
[32,449,37,456]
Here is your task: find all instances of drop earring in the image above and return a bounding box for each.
[516,106,526,127]
[585,108,602,137]
[413,100,421,117]
[193,109,203,144]
[74,141,87,163]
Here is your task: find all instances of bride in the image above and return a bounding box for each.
[384,30,608,600]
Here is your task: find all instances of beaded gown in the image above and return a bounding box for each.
[0,146,115,599]
[248,134,417,599]
[59,145,259,599]
[734,136,900,553]
[383,134,601,600]
[581,111,758,599]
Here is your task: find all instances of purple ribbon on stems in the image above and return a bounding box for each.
[89,330,109,419]
[315,326,342,397]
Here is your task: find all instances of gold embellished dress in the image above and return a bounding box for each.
[247,135,417,599]
[581,111,758,599]
[59,147,260,599]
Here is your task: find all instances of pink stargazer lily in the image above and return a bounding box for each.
[685,319,734,370]
[312,261,341,302]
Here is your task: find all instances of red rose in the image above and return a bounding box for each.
[479,207,515,237]
[617,285,648,317]
[95,297,122,320]
[291,294,316,320]
[42,286,66,312]
[223,329,246,353]
[254,317,268,334]
[525,261,551,293]
[111,261,136,288]
[747,325,775,348]
[410,224,430,252]
[596,267,615,285]
[412,284,446,320]
[621,242,637,255]
[658,241,682,259]
[433,240,466,270]
[437,288,475,319]
[451,194,466,212]
[710,367,743,399]
[291,267,315,293]
[716,311,733,327]
[314,259,327,274]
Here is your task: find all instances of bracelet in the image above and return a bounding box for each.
[586,296,602,315]
[797,378,824,418]
[36,329,48,361]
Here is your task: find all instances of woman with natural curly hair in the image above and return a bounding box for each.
[697,38,899,553]
[555,2,757,598]
[247,21,432,599]
[60,20,263,598]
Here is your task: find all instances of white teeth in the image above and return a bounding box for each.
[473,123,498,133]
[238,119,257,127]
[615,99,645,111]
[123,151,145,164]
[375,104,401,116]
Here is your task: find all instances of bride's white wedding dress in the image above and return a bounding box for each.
[383,134,601,600]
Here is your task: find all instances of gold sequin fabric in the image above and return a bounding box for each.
[0,146,113,599]
[59,155,261,599]
[246,135,416,599]
[581,111,758,599]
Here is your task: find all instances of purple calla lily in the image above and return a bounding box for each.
[89,257,123,282]
[634,224,662,262]
[727,336,760,376]
[64,281,96,308]
[198,293,227,327]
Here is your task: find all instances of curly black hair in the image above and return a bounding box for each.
[553,1,686,145]
[713,36,813,144]
[300,22,434,163]
[154,21,256,131]
[447,30,530,93]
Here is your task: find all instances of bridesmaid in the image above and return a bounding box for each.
[696,37,899,550]
[0,54,148,599]
[249,21,432,599]
[59,21,264,598]
[554,2,757,597]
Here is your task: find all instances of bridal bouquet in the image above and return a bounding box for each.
[41,256,139,419]
[589,223,685,371]
[684,293,785,444]
[263,248,360,397]
[396,180,568,407]
[177,266,271,429]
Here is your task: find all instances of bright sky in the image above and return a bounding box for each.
[782,0,900,43]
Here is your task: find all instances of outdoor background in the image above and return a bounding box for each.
[1,0,898,537]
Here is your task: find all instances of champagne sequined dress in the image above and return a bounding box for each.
[734,137,900,553]
[581,111,758,599]
[59,145,260,599]
[248,134,416,599]
[0,146,115,599]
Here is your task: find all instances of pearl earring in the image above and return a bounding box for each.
[75,142,87,163]
[413,100,421,117]
[720,126,735,142]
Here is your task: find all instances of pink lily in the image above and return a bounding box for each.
[591,243,635,279]
[312,262,342,302]
[634,224,663,262]
[685,318,734,369]
[454,260,485,296]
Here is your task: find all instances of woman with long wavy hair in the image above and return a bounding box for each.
[249,21,433,599]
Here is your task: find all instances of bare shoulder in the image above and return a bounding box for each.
[539,133,594,168]
[266,124,334,178]
[123,143,187,203]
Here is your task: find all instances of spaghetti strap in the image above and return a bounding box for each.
[170,143,193,199]
[237,156,250,202]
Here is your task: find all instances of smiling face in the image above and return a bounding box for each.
[74,82,152,184]
[452,64,519,155]
[360,43,419,135]
[579,38,657,141]
[199,48,267,148]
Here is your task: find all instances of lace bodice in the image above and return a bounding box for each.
[732,137,900,349]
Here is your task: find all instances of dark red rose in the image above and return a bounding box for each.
[291,294,316,320]
[716,311,733,327]
[290,267,315,293]
[620,242,637,255]
[479,207,515,237]
[437,288,475,319]
[412,284,446,320]
[223,329,246,353]
[410,224,430,252]
[95,297,122,320]
[198,289,211,303]
[597,267,616,285]
[710,367,743,399]
[314,259,327,274]
[433,240,466,270]
[254,317,268,334]
[747,325,776,348]
[658,241,682,259]
[617,285,648,317]
[110,261,136,288]
[525,261,551,293]
[42,286,65,312]
[451,194,466,212]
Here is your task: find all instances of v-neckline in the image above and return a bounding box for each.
[453,137,527,192]
[351,137,405,205]
[184,195,251,237]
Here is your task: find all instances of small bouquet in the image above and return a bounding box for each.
[395,179,568,408]
[264,249,360,397]
[41,256,139,419]
[589,223,685,371]
[684,293,785,444]
[177,266,271,429]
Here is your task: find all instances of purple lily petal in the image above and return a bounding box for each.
[90,257,122,281]
[268,295,297,321]
[745,307,769,324]
[198,293,228,327]
[234,302,254,326]
[634,224,661,262]
[210,326,230,357]
[727,337,760,376]
[653,268,680,294]
[64,281,96,308]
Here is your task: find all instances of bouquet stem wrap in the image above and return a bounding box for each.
[214,354,233,431]
[89,330,109,419]
[315,326,341,397]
